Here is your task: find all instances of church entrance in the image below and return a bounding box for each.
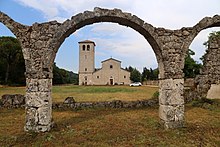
[110,79,114,85]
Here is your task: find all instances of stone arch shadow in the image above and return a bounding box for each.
[0,8,220,132]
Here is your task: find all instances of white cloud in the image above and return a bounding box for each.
[15,0,59,19]
[15,0,220,71]
[86,23,157,70]
[15,0,220,27]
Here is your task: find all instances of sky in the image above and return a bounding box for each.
[0,0,219,73]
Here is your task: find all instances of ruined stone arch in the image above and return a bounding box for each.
[0,8,220,132]
[49,7,163,73]
[185,15,220,99]
[183,15,220,51]
[0,12,31,61]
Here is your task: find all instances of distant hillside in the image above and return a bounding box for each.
[53,63,78,85]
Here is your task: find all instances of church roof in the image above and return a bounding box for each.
[78,40,96,46]
[101,57,121,63]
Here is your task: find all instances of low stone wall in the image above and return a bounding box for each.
[0,94,25,108]
[143,79,196,87]
[53,97,159,110]
[143,80,159,86]
[0,95,159,109]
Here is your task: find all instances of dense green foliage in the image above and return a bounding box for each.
[126,66,142,82]
[0,36,78,85]
[126,66,158,82]
[53,63,78,85]
[203,31,220,48]
[0,36,25,85]
[141,67,158,81]
[183,49,202,78]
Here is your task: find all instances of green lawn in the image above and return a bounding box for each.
[0,85,158,102]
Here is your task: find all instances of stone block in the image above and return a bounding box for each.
[159,89,184,105]
[26,91,51,108]
[25,107,38,130]
[159,78,184,90]
[36,125,52,132]
[161,120,185,129]
[159,78,184,105]
[38,106,52,126]
[26,78,52,92]
[159,104,184,122]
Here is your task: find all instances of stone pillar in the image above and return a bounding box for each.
[159,78,185,128]
[24,78,53,132]
[156,28,189,129]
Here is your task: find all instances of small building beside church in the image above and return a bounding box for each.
[78,40,130,85]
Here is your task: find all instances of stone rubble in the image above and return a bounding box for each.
[1,94,25,108]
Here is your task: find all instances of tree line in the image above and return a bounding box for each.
[125,66,159,82]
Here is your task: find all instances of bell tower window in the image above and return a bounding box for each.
[87,45,90,51]
[82,45,85,51]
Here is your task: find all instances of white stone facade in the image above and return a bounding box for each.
[78,40,130,85]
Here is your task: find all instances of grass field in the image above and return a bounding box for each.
[0,85,220,146]
[0,105,220,146]
[0,85,158,102]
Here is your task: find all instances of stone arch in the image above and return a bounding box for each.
[0,11,31,61]
[184,15,220,50]
[183,15,220,99]
[1,8,219,132]
[195,35,220,98]
[0,11,27,37]
[49,7,163,74]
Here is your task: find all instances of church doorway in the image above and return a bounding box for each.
[110,79,114,85]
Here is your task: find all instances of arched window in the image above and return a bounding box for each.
[85,68,87,71]
[124,76,126,78]
[85,76,87,80]
[110,65,113,69]
[82,45,86,51]
[87,45,90,51]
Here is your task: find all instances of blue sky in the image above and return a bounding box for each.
[0,0,220,73]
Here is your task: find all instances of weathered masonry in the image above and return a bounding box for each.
[0,7,220,132]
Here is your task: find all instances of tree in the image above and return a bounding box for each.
[0,36,25,84]
[126,66,141,82]
[201,31,220,63]
[203,31,220,48]
[141,67,158,81]
[183,49,202,78]
[141,67,150,82]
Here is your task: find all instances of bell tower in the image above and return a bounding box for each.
[78,40,95,85]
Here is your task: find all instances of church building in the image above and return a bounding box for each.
[78,40,130,85]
